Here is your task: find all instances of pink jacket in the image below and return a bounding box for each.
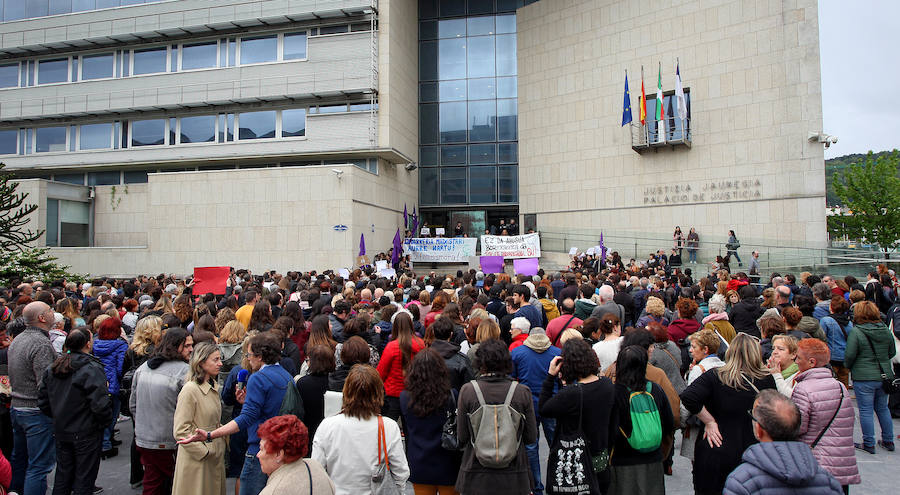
[791,367,860,485]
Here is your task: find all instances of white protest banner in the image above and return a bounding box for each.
[402,237,478,262]
[375,260,388,271]
[435,227,446,235]
[480,233,542,259]
[568,247,578,256]
[338,268,350,279]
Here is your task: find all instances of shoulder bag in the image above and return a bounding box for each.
[546,384,602,495]
[860,332,900,394]
[810,386,844,449]
[441,389,461,451]
[553,315,578,346]
[371,416,403,495]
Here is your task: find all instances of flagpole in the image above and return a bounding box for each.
[641,65,647,145]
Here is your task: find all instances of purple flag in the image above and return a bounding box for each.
[391,229,402,266]
[480,256,504,274]
[513,258,539,276]
[599,232,607,261]
[403,204,408,227]
[411,209,419,235]
[359,233,366,256]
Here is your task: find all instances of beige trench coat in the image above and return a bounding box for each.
[172,379,226,495]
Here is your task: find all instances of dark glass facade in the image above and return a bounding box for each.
[418,0,536,210]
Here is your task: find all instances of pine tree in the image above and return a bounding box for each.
[0,162,43,251]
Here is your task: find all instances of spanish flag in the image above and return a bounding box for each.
[639,67,647,125]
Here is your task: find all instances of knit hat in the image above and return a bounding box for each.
[164,283,178,294]
[523,327,551,352]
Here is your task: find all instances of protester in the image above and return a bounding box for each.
[377,312,425,420]
[257,415,334,495]
[667,298,701,343]
[456,338,536,495]
[37,328,112,495]
[172,342,225,495]
[93,317,129,458]
[647,322,686,394]
[546,298,581,345]
[130,327,194,495]
[591,314,622,374]
[680,333,776,495]
[399,349,461,494]
[767,334,800,396]
[701,293,736,343]
[312,365,409,495]
[723,390,842,495]
[296,345,335,442]
[819,295,853,388]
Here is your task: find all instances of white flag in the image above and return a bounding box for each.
[675,61,687,121]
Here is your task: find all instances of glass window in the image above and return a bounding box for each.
[419,41,438,81]
[420,82,438,102]
[238,111,276,140]
[240,36,277,64]
[0,130,16,154]
[468,0,493,14]
[439,80,467,101]
[498,165,517,203]
[497,76,517,98]
[131,119,166,146]
[88,171,120,186]
[469,166,497,203]
[468,78,496,100]
[317,104,346,114]
[179,115,216,143]
[181,42,217,70]
[72,0,94,10]
[349,103,375,111]
[319,25,349,35]
[496,34,517,76]
[5,1,26,21]
[50,0,72,15]
[420,168,439,206]
[467,36,495,78]
[438,19,465,38]
[59,200,90,247]
[54,173,84,185]
[419,21,437,40]
[469,143,496,164]
[497,98,517,141]
[438,39,466,80]
[420,103,438,145]
[46,198,59,247]
[38,58,68,84]
[468,100,496,142]
[439,0,464,16]
[439,102,466,144]
[80,53,113,80]
[0,64,18,88]
[419,0,438,19]
[132,47,167,75]
[79,123,112,149]
[124,170,149,183]
[26,0,49,17]
[440,145,466,165]
[440,167,466,204]
[283,33,307,60]
[419,146,438,167]
[35,127,67,152]
[496,15,516,33]
[498,142,517,163]
[281,109,306,137]
[467,17,495,36]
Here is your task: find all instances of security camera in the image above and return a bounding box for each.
[331,168,343,178]
[405,162,418,171]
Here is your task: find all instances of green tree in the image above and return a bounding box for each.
[828,150,900,258]
[0,162,43,250]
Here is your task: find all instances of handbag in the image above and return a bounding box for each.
[546,384,602,495]
[441,390,461,451]
[810,386,844,449]
[861,332,900,394]
[371,416,403,495]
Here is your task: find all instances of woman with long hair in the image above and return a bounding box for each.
[214,307,237,336]
[37,328,112,495]
[591,314,622,373]
[540,339,617,494]
[247,301,275,333]
[56,297,85,330]
[312,365,410,493]
[377,312,425,420]
[608,345,674,495]
[335,316,380,368]
[281,301,310,362]
[424,291,450,329]
[172,294,193,327]
[297,345,336,442]
[680,333,776,495]
[307,314,337,353]
[93,317,129,458]
[467,318,501,363]
[123,315,162,487]
[172,342,225,495]
[399,349,461,494]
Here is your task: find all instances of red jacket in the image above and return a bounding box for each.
[667,318,701,342]
[377,337,425,397]
[726,278,749,293]
[508,333,528,352]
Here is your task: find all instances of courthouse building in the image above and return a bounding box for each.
[2,0,826,275]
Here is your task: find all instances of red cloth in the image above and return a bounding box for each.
[192,266,230,295]
[508,333,528,351]
[667,318,701,342]
[726,279,749,293]
[377,337,425,397]
[423,311,440,330]
[0,451,10,491]
[546,315,583,345]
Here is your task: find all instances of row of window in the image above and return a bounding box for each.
[419,165,517,206]
[1,0,165,23]
[418,0,538,19]
[420,77,517,102]
[0,30,314,88]
[0,108,310,155]
[420,14,515,40]
[420,98,518,145]
[420,143,517,167]
[419,34,517,81]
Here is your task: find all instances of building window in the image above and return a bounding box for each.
[131,119,166,146]
[79,123,113,150]
[35,126,67,152]
[420,168,439,206]
[240,36,277,65]
[469,166,497,203]
[180,42,218,70]
[53,173,85,185]
[132,47,168,75]
[281,109,306,137]
[88,171,121,186]
[498,165,517,203]
[283,33,308,60]
[80,53,114,80]
[37,58,69,84]
[45,199,90,247]
[179,115,216,143]
[0,130,17,154]
[237,111,276,140]
[124,170,149,184]
[0,63,19,88]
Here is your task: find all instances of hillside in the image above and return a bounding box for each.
[825,150,899,206]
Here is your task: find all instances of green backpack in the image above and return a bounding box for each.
[278,377,306,421]
[622,382,662,453]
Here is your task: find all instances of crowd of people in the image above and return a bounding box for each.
[0,256,899,495]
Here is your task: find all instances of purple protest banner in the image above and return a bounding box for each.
[513,258,539,276]
[480,255,504,274]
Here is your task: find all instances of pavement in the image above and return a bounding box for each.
[87,398,900,495]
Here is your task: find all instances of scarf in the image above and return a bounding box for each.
[702,312,729,326]
[831,311,850,332]
[781,362,799,380]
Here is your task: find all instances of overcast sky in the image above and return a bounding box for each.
[819,2,899,158]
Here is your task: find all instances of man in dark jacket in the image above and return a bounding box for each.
[724,390,842,495]
[512,285,543,330]
[485,285,506,322]
[730,285,764,338]
[558,274,579,305]
[429,318,474,391]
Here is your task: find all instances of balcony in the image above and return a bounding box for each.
[630,117,691,153]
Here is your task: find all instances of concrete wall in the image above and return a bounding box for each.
[93,183,148,246]
[517,0,827,248]
[378,0,419,161]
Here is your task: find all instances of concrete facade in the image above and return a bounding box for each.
[516,0,827,249]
